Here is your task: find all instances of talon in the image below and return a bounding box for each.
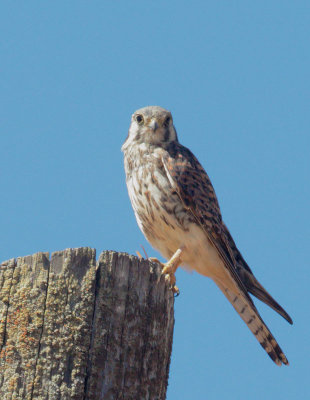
[164,271,176,286]
[163,268,180,295]
[149,257,163,267]
[173,285,180,296]
[149,254,181,296]
[168,278,179,296]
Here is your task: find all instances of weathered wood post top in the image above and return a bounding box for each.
[0,248,175,400]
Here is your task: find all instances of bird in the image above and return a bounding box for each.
[122,105,292,366]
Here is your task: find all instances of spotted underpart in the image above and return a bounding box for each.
[122,105,292,366]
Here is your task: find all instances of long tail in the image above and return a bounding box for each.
[239,268,293,325]
[215,279,289,366]
[222,224,293,325]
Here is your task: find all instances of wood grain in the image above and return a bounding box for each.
[0,249,174,400]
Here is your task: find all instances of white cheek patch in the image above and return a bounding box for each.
[121,123,139,152]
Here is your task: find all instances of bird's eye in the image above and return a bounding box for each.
[136,114,144,125]
[164,116,171,126]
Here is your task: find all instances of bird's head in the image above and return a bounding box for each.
[122,106,178,152]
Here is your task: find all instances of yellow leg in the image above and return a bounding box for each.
[149,248,183,295]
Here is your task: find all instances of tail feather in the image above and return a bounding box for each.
[244,272,293,325]
[215,280,289,366]
[222,223,293,325]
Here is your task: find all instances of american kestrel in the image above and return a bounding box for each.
[122,105,292,366]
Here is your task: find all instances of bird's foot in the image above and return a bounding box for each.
[149,257,180,296]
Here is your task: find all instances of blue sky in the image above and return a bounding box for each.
[1,1,309,399]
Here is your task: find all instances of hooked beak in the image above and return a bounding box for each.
[149,119,159,132]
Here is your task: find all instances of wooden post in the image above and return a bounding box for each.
[0,248,174,400]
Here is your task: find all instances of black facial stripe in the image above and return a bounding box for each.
[164,128,170,142]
